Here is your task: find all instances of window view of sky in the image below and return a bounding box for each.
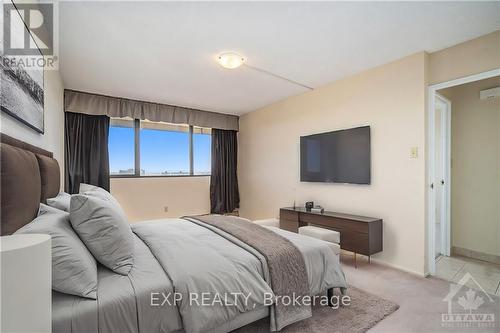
[141,129,190,174]
[108,125,211,175]
[109,126,135,174]
[193,132,211,175]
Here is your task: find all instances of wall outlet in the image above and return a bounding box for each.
[410,147,418,159]
[164,206,169,213]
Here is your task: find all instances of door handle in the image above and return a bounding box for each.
[430,183,434,189]
[441,180,445,185]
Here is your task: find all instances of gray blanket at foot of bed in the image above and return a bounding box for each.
[184,215,311,331]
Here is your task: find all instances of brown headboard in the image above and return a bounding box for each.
[0,133,60,235]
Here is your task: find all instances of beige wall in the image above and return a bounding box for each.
[429,30,500,85]
[110,31,498,239]
[439,76,500,257]
[0,70,65,186]
[239,52,428,275]
[110,177,210,223]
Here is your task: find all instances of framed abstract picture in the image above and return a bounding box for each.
[1,1,45,133]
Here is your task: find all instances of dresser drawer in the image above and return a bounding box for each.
[280,209,299,221]
[280,219,298,233]
[341,232,369,255]
[340,221,368,234]
[300,214,368,234]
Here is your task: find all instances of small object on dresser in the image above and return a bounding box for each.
[311,206,324,214]
[305,201,314,211]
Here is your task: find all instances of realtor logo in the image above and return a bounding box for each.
[3,2,53,55]
[442,272,495,329]
[2,1,58,69]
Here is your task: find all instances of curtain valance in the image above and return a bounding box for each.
[64,90,239,131]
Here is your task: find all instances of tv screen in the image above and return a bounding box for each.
[300,126,371,184]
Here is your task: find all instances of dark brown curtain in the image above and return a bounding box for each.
[210,129,239,214]
[65,112,110,194]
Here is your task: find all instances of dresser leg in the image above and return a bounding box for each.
[354,252,357,268]
[368,255,371,264]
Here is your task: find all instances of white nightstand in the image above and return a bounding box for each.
[1,234,51,333]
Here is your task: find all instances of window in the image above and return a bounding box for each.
[108,118,211,177]
[109,118,135,175]
[141,121,190,176]
[193,127,211,175]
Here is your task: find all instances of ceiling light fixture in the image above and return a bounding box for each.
[216,51,313,90]
[217,52,245,69]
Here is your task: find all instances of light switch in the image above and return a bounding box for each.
[410,147,418,159]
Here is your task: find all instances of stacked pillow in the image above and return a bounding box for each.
[46,191,71,212]
[18,184,135,300]
[16,204,98,299]
[70,184,134,275]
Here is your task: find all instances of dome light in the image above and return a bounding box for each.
[217,52,245,69]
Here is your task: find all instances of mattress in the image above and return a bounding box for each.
[52,231,269,333]
[53,235,182,333]
[52,219,346,333]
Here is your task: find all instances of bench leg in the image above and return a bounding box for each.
[327,288,334,307]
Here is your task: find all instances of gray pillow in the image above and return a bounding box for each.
[46,192,71,212]
[79,183,123,208]
[16,204,97,299]
[70,194,134,275]
[79,183,96,193]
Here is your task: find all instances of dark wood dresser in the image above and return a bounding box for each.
[280,207,383,262]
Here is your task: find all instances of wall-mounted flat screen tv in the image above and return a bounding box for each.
[300,126,371,184]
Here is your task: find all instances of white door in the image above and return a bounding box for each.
[434,95,451,258]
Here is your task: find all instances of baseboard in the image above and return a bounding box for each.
[452,246,500,265]
[369,258,426,278]
[340,250,426,278]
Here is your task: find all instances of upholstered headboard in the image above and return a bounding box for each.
[0,133,60,235]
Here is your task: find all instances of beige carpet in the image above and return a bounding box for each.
[235,286,399,333]
[340,254,500,333]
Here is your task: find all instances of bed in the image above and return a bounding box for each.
[0,133,347,333]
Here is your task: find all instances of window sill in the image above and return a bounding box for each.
[110,174,211,179]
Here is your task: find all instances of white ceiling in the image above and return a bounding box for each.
[59,1,500,115]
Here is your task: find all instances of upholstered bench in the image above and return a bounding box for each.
[253,218,279,228]
[298,226,341,256]
[298,225,340,244]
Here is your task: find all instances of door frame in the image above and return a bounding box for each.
[426,68,500,275]
[435,93,451,257]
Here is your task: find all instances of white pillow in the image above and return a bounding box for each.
[46,192,71,212]
[16,204,98,299]
[70,193,134,275]
[79,183,122,209]
[79,183,96,193]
